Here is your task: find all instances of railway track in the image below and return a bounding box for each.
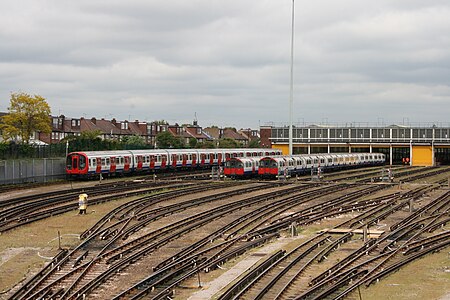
[0,170,216,233]
[3,170,450,299]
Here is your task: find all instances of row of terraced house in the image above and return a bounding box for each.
[2,114,260,147]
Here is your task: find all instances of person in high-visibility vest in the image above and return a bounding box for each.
[78,193,88,215]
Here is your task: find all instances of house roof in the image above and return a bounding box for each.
[223,128,247,141]
[185,126,210,139]
[203,127,221,139]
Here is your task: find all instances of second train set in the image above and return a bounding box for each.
[223,153,386,178]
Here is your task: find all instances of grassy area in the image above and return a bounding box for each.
[0,196,137,294]
[355,245,450,300]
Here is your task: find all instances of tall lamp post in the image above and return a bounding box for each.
[288,0,295,155]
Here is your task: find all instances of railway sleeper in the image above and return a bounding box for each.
[72,250,90,268]
[317,233,353,263]
[217,250,286,300]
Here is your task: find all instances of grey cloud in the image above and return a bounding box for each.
[0,0,449,128]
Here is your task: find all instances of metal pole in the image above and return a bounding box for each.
[288,0,295,156]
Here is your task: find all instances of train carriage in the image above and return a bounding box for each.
[258,153,385,179]
[224,157,259,178]
[66,150,134,178]
[128,149,169,172]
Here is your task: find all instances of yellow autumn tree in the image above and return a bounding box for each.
[0,92,51,144]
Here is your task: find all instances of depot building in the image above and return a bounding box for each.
[260,123,450,166]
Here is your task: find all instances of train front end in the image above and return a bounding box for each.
[66,152,89,179]
[224,158,244,178]
[258,157,279,178]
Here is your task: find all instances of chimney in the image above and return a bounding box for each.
[91,117,96,124]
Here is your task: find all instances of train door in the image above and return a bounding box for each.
[172,154,177,168]
[200,153,205,167]
[71,155,79,172]
[218,153,223,165]
[209,153,214,165]
[110,156,116,173]
[182,154,187,167]
[96,157,101,174]
[150,155,155,169]
[124,156,131,172]
[192,153,197,167]
[137,155,143,171]
[161,155,167,169]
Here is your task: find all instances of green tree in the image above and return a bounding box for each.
[156,131,174,148]
[122,135,146,147]
[218,138,239,148]
[248,138,260,148]
[156,131,185,148]
[0,92,51,144]
[196,140,216,149]
[188,137,198,148]
[80,130,103,140]
[62,130,115,152]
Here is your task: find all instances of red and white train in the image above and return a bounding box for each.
[224,153,386,178]
[66,148,282,179]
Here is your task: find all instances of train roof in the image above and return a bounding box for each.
[68,150,133,157]
[228,156,260,162]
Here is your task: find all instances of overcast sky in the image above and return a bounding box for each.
[1,1,449,128]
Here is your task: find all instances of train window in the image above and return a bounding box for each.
[92,159,96,166]
[328,158,332,163]
[307,159,311,165]
[314,159,318,164]
[102,158,106,166]
[116,157,120,164]
[320,158,325,164]
[105,158,110,165]
[79,156,86,169]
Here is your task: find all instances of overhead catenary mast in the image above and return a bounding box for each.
[288,0,295,156]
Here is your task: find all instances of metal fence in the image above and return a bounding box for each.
[0,158,66,185]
